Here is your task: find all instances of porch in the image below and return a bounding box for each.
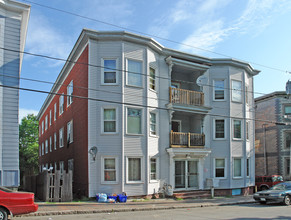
[170,131,205,148]
[170,87,204,106]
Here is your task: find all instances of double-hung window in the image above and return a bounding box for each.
[246,158,250,177]
[49,136,52,152]
[232,80,242,102]
[127,157,141,182]
[42,143,44,156]
[49,110,52,126]
[45,140,48,154]
[59,94,64,115]
[59,128,64,148]
[102,59,117,84]
[103,108,116,133]
[150,112,157,136]
[149,67,156,91]
[214,80,225,100]
[67,120,73,144]
[150,158,157,181]
[233,158,242,178]
[54,103,57,121]
[103,157,117,183]
[233,120,242,139]
[246,121,249,140]
[214,119,225,139]
[127,59,142,87]
[215,158,225,178]
[67,81,73,106]
[127,108,142,134]
[41,121,44,134]
[45,115,48,130]
[54,132,57,150]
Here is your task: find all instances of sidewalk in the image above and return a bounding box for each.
[17,195,256,218]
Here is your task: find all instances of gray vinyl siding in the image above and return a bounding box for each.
[0,15,21,186]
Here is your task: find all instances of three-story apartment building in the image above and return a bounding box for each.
[38,29,259,197]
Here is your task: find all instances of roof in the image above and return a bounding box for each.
[255,91,287,103]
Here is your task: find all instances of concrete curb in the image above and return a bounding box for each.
[16,200,256,218]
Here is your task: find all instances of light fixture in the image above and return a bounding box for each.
[186,154,191,159]
[89,146,98,161]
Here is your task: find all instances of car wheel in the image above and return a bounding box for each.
[260,186,268,191]
[259,201,266,205]
[283,195,291,206]
[0,207,8,220]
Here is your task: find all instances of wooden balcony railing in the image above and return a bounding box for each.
[170,87,204,106]
[170,131,205,148]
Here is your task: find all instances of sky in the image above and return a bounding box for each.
[17,0,291,122]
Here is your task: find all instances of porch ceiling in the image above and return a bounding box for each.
[166,147,211,158]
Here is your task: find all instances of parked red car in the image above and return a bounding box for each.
[0,186,38,219]
[255,175,284,191]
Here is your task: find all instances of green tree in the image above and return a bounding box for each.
[19,114,39,183]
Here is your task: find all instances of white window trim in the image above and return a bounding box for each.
[233,119,243,140]
[54,103,57,121]
[126,156,143,184]
[59,94,64,115]
[126,107,143,136]
[101,58,118,85]
[149,156,158,183]
[49,110,52,126]
[59,127,64,148]
[149,66,157,92]
[213,79,225,101]
[213,118,226,140]
[233,157,243,179]
[67,80,73,107]
[101,156,119,184]
[246,121,249,141]
[126,58,143,88]
[231,80,242,103]
[45,115,48,130]
[245,85,249,106]
[149,110,158,137]
[67,120,73,144]
[101,106,118,134]
[213,158,227,179]
[41,121,44,134]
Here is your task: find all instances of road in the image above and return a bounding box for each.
[17,204,291,220]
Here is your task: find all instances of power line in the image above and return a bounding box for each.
[21,0,290,74]
[0,83,285,125]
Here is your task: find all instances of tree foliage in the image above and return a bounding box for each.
[19,114,39,178]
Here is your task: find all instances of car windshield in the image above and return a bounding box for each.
[272,176,283,182]
[0,186,13,193]
[271,183,291,190]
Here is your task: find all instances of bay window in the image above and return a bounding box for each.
[127,108,142,134]
[127,59,142,87]
[103,108,116,133]
[128,157,141,182]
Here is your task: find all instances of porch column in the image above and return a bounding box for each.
[168,151,175,189]
[199,157,205,190]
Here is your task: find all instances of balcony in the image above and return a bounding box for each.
[170,87,204,106]
[170,131,205,148]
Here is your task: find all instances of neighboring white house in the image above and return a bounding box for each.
[0,0,30,187]
[38,29,259,197]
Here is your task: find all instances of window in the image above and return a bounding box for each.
[215,159,225,178]
[128,158,141,182]
[45,115,48,130]
[54,103,57,121]
[214,80,225,100]
[59,161,64,174]
[246,121,249,140]
[39,145,41,156]
[49,136,52,152]
[68,159,74,180]
[285,158,290,176]
[149,67,156,91]
[103,157,117,183]
[49,110,52,126]
[102,59,117,84]
[245,86,249,105]
[215,119,225,139]
[54,132,57,150]
[41,121,44,134]
[233,158,242,178]
[59,94,64,115]
[67,81,73,106]
[103,108,116,133]
[285,105,291,115]
[127,59,142,87]
[233,120,242,139]
[150,158,157,181]
[232,80,242,102]
[45,140,48,154]
[246,158,250,177]
[285,131,291,149]
[39,125,41,137]
[67,120,73,144]
[150,112,157,136]
[59,128,64,148]
[42,143,44,156]
[127,108,142,134]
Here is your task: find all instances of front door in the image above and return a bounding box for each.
[175,160,199,189]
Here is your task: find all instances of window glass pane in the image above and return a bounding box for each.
[128,60,142,87]
[215,119,224,138]
[233,120,242,139]
[127,108,141,134]
[232,81,242,102]
[150,113,156,135]
[150,158,156,180]
[216,159,225,167]
[104,60,116,72]
[215,80,224,100]
[286,132,291,148]
[234,158,241,177]
[215,159,225,178]
[105,158,115,169]
[104,109,116,120]
[104,109,116,132]
[285,106,291,115]
[246,158,250,176]
[128,158,141,181]
[104,158,116,181]
[150,67,155,90]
